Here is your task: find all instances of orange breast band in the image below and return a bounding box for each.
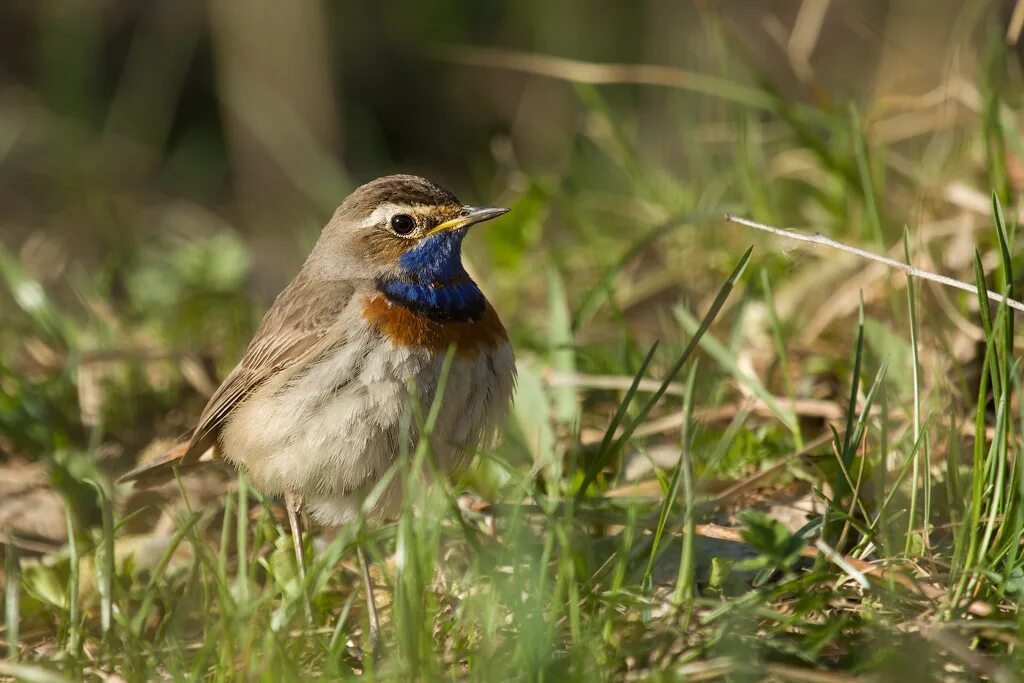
[361,294,508,357]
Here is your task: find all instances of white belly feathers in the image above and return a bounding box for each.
[219,322,516,526]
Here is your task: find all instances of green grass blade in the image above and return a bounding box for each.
[642,430,688,589]
[761,270,803,448]
[235,474,250,604]
[63,506,80,655]
[992,192,1013,300]
[841,297,865,468]
[87,480,114,641]
[673,362,700,607]
[4,543,19,660]
[903,229,924,552]
[850,104,884,244]
[675,304,798,438]
[547,262,579,426]
[577,245,753,500]
[576,341,660,499]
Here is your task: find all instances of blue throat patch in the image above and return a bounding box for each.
[377,229,486,322]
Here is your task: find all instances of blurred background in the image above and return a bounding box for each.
[4,1,1024,676]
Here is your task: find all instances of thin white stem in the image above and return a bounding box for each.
[814,539,871,589]
[724,214,1024,315]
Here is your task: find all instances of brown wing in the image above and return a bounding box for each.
[118,278,355,485]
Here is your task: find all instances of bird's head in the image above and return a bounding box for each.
[310,174,508,322]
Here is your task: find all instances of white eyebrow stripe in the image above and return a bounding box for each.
[358,203,440,229]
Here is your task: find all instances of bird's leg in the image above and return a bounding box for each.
[284,491,307,580]
[284,491,311,617]
[357,544,380,653]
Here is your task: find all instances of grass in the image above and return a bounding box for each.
[4,5,1024,681]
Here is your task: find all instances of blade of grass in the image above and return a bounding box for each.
[993,194,1015,397]
[642,426,688,589]
[576,342,660,498]
[976,361,1018,571]
[693,406,753,494]
[327,589,360,669]
[63,505,80,655]
[823,295,865,551]
[87,480,114,642]
[235,474,249,603]
[673,363,700,607]
[761,270,803,448]
[4,543,19,660]
[834,360,890,521]
[973,248,1000,398]
[870,414,934,532]
[131,511,202,636]
[850,104,884,244]
[950,293,1005,609]
[983,72,1011,204]
[674,304,799,438]
[547,262,579,426]
[577,245,753,500]
[217,483,234,586]
[903,229,924,553]
[736,113,776,225]
[0,662,73,683]
[947,411,963,533]
[841,297,865,470]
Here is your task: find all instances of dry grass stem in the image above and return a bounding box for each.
[725,214,1024,315]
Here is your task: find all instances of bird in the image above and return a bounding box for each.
[118,174,517,640]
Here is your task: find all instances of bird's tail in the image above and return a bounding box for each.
[117,442,213,487]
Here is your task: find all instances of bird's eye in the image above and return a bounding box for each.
[390,214,415,235]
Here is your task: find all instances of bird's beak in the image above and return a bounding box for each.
[426,206,509,236]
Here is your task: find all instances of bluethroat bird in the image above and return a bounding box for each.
[119,174,516,637]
